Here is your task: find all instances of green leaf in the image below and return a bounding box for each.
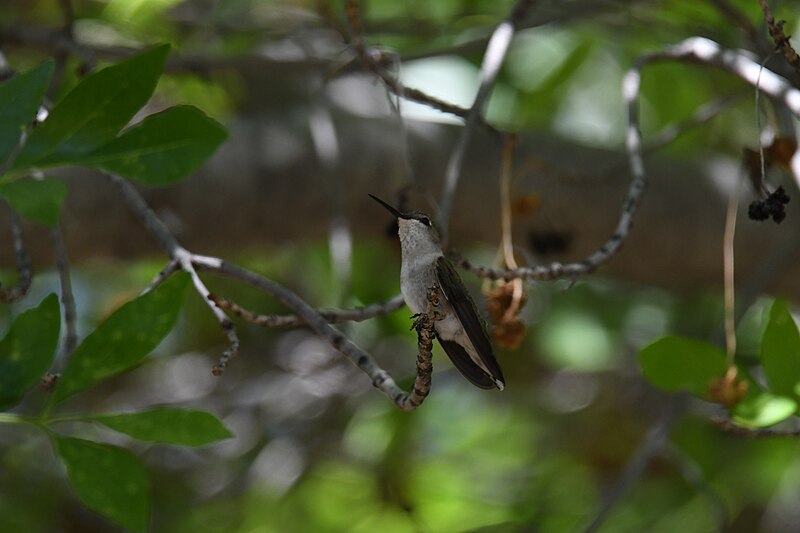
[0,294,60,409]
[54,273,188,403]
[54,436,149,532]
[0,178,67,225]
[761,299,800,399]
[78,106,227,185]
[93,408,233,446]
[13,45,170,170]
[0,60,53,163]
[638,335,727,397]
[732,391,798,428]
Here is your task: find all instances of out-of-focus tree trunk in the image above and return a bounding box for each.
[5,114,799,298]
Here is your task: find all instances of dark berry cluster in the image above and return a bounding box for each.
[748,186,790,223]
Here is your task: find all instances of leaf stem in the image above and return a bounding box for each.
[0,412,41,427]
[723,174,742,367]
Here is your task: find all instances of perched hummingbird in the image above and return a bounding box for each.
[369,194,505,390]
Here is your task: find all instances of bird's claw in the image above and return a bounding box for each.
[409,285,442,331]
[410,313,429,332]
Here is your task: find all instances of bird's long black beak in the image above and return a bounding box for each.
[368,193,404,218]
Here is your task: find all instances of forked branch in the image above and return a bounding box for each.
[110,172,435,410]
[461,37,800,283]
[195,256,436,411]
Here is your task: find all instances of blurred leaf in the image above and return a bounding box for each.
[761,299,800,399]
[537,311,618,372]
[156,73,233,121]
[507,28,592,94]
[538,38,594,91]
[411,460,512,531]
[640,63,713,131]
[54,273,188,403]
[0,294,60,409]
[13,45,169,170]
[0,178,67,226]
[93,408,233,446]
[732,391,797,428]
[0,60,53,163]
[734,298,772,363]
[104,0,184,34]
[54,436,149,532]
[78,106,227,185]
[638,336,727,397]
[293,462,382,530]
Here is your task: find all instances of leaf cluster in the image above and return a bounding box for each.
[0,45,226,227]
[0,275,232,531]
[640,299,800,429]
[0,46,232,531]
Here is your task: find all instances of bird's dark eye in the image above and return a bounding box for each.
[419,217,431,226]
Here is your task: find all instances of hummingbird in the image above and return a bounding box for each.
[369,194,505,390]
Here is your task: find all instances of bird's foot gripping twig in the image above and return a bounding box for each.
[419,286,440,332]
[410,284,442,332]
[399,285,439,410]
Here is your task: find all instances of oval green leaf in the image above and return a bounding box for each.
[54,273,188,403]
[0,294,60,409]
[732,391,798,428]
[0,178,67,226]
[93,408,233,446]
[0,59,53,163]
[13,44,169,171]
[761,299,800,400]
[80,106,228,185]
[638,335,727,397]
[54,436,149,532]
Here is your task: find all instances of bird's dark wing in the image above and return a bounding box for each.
[435,256,505,389]
[438,339,496,389]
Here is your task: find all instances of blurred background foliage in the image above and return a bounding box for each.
[2,0,800,532]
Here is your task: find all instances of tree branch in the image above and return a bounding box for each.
[209,293,405,328]
[438,0,535,239]
[107,173,240,373]
[714,418,800,437]
[758,0,800,78]
[106,174,180,252]
[460,36,800,282]
[0,24,334,76]
[582,399,684,532]
[109,171,436,409]
[195,256,435,410]
[0,209,32,303]
[51,226,77,360]
[342,0,472,121]
[57,0,75,37]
